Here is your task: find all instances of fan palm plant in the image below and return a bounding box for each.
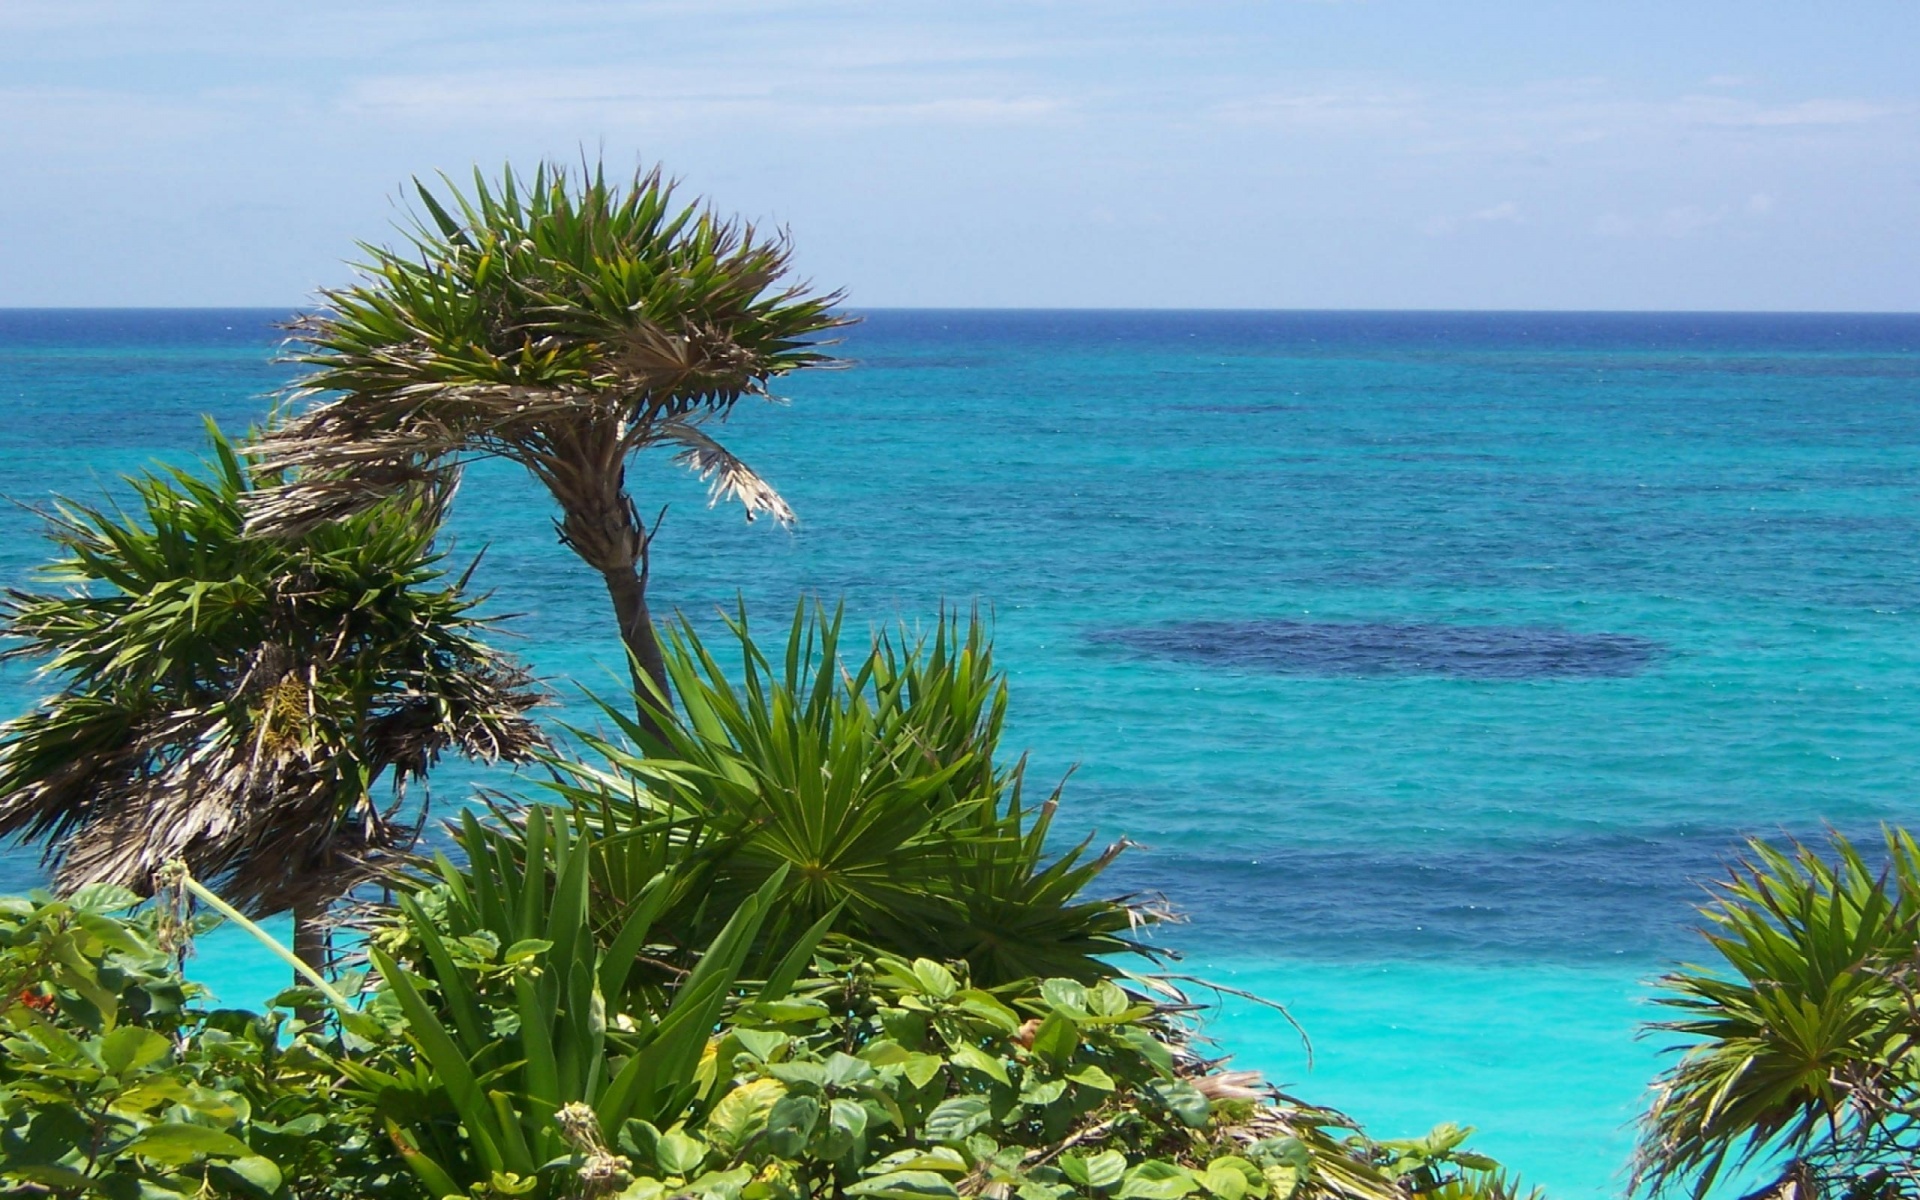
[243,161,846,711]
[542,601,1156,986]
[1634,830,1920,1199]
[0,424,544,970]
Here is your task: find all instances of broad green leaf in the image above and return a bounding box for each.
[732,1029,788,1063]
[1087,981,1131,1018]
[848,1171,961,1200]
[1020,1078,1067,1107]
[1119,1162,1199,1200]
[656,1129,708,1176]
[949,1043,1010,1085]
[955,990,1022,1033]
[1029,1012,1078,1066]
[824,1051,876,1089]
[1148,1078,1212,1128]
[911,960,958,1000]
[1067,1064,1116,1091]
[123,1123,256,1164]
[1085,1150,1128,1188]
[221,1154,285,1195]
[1041,979,1089,1016]
[99,1026,170,1075]
[502,938,552,963]
[903,1053,945,1089]
[923,1095,992,1143]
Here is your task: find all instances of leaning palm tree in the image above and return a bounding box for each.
[243,161,846,709]
[0,424,544,971]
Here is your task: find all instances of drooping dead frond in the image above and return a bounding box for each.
[660,421,795,525]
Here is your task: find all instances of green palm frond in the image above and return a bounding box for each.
[1633,830,1920,1198]
[538,600,1160,986]
[241,159,848,708]
[0,422,545,917]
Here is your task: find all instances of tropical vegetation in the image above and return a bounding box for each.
[541,603,1151,987]
[242,162,846,707]
[0,613,1528,1200]
[1634,830,1920,1200]
[0,424,543,969]
[0,156,1567,1200]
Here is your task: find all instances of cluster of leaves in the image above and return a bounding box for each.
[348,799,1519,1200]
[0,886,412,1200]
[291,161,844,416]
[0,423,542,917]
[544,601,1153,986]
[587,955,1519,1200]
[1635,830,1920,1199]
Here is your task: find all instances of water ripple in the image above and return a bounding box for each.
[1094,619,1662,680]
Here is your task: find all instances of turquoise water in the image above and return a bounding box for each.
[4,309,1919,1195]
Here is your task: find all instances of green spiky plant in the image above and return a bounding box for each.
[349,805,827,1200]
[1634,830,1920,1199]
[0,424,544,973]
[244,161,848,711]
[540,601,1155,987]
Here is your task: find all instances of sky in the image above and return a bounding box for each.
[2,1,1917,311]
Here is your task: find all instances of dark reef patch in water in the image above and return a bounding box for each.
[1094,619,1661,680]
[1106,823,1886,964]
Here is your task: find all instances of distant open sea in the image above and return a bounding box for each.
[4,308,1919,1196]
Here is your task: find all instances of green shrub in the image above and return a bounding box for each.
[353,803,1519,1200]
[1635,830,1920,1199]
[544,602,1153,986]
[0,886,429,1200]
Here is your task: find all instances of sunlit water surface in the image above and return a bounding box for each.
[4,309,1919,1196]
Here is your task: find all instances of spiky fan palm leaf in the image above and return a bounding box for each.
[1634,830,1920,1198]
[0,423,545,918]
[244,161,847,701]
[539,600,1158,986]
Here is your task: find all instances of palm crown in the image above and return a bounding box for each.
[246,162,848,703]
[0,426,544,920]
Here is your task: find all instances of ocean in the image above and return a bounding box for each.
[3,308,1918,1196]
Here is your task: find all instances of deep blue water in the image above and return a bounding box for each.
[3,308,1919,1195]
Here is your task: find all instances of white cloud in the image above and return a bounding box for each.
[1672,96,1902,128]
[1655,204,1729,238]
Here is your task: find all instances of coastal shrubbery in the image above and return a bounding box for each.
[0,613,1522,1200]
[1634,831,1920,1199]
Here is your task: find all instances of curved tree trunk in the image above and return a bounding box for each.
[602,563,671,722]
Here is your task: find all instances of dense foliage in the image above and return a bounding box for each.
[0,843,1524,1200]
[1635,831,1920,1199]
[0,886,407,1200]
[541,603,1151,986]
[0,425,542,921]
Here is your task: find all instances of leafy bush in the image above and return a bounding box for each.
[1635,830,1920,1199]
[0,888,316,1199]
[350,802,1518,1200]
[576,953,1519,1200]
[544,602,1153,985]
[0,757,1529,1200]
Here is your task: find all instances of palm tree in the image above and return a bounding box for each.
[1634,831,1920,1199]
[0,425,545,974]
[243,161,847,712]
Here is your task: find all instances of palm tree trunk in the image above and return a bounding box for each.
[602,563,671,716]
